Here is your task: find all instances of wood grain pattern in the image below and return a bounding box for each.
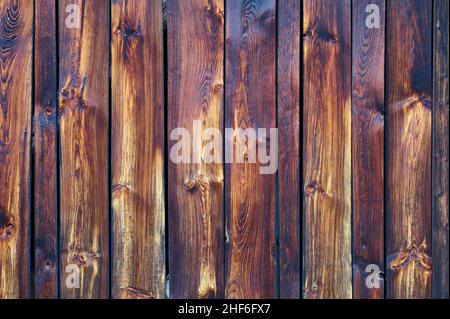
[111,0,165,299]
[167,0,224,299]
[0,0,32,299]
[278,0,300,299]
[0,0,447,300]
[386,0,432,299]
[34,0,58,299]
[432,0,449,299]
[352,0,385,299]
[58,0,109,298]
[225,0,276,299]
[302,0,352,299]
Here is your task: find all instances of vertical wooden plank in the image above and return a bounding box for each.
[302,0,352,299]
[0,0,32,299]
[352,0,385,299]
[111,0,165,299]
[167,0,224,299]
[432,0,449,299]
[278,0,300,299]
[34,0,58,299]
[225,0,277,299]
[386,0,432,299]
[58,0,109,298]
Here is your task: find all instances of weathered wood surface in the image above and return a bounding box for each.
[34,0,58,299]
[0,0,447,300]
[58,0,110,298]
[302,0,352,299]
[0,0,32,299]
[432,0,449,300]
[111,0,165,299]
[278,0,300,299]
[167,0,224,299]
[386,0,432,299]
[225,0,277,299]
[352,0,385,299]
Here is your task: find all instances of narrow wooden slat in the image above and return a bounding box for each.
[58,0,109,298]
[351,0,385,299]
[111,0,165,299]
[432,0,449,299]
[302,0,352,299]
[225,0,277,299]
[278,0,300,299]
[386,0,432,299]
[0,0,32,299]
[167,0,224,298]
[34,0,58,299]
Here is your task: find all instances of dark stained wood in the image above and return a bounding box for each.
[58,0,109,298]
[0,0,32,299]
[111,0,165,299]
[432,0,449,299]
[167,0,224,299]
[302,0,352,299]
[352,0,385,299]
[386,0,432,299]
[278,0,300,299]
[225,0,277,299]
[34,0,58,299]
[0,0,448,300]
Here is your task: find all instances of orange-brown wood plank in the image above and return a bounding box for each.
[432,0,449,299]
[352,0,385,299]
[386,0,432,299]
[225,0,277,299]
[34,0,58,299]
[111,0,165,299]
[302,0,352,299]
[58,0,109,298]
[278,0,300,299]
[0,0,32,299]
[167,0,224,299]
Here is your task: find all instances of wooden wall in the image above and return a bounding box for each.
[0,0,448,299]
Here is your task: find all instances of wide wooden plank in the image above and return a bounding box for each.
[302,0,352,299]
[34,0,58,299]
[58,0,109,298]
[352,0,385,299]
[111,0,165,299]
[225,0,277,299]
[278,0,300,299]
[432,0,449,299]
[386,0,432,299]
[0,0,32,299]
[167,0,224,299]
